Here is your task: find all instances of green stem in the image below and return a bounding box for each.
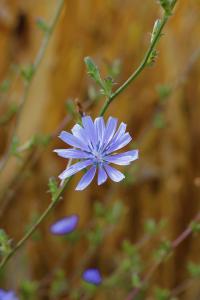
[0,1,177,272]
[99,13,169,116]
[0,177,70,270]
[0,0,65,173]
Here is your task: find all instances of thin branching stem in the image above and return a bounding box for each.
[0,1,177,272]
[99,5,177,116]
[125,212,200,300]
[0,177,70,270]
[0,0,65,173]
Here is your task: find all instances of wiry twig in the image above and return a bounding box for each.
[0,0,65,173]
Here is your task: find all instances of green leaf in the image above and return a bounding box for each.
[147,49,158,66]
[105,201,124,224]
[0,79,10,93]
[190,221,200,233]
[154,240,172,262]
[122,240,137,256]
[87,225,104,246]
[154,287,170,300]
[82,281,97,295]
[187,261,200,278]
[106,59,122,78]
[151,19,162,43]
[156,84,172,101]
[0,229,12,257]
[10,135,20,157]
[36,18,50,33]
[65,98,76,116]
[50,269,68,298]
[157,0,172,15]
[131,273,142,288]
[94,201,106,218]
[84,56,104,88]
[144,219,157,235]
[101,76,113,97]
[48,177,59,200]
[153,112,166,129]
[21,64,35,82]
[0,103,18,126]
[20,280,38,300]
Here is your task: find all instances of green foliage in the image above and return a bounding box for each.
[84,57,104,87]
[17,137,36,153]
[151,20,162,43]
[20,280,38,300]
[147,49,158,66]
[50,269,68,298]
[144,219,157,235]
[131,273,142,288]
[156,84,172,101]
[94,200,124,224]
[25,213,42,241]
[81,281,98,297]
[94,201,106,218]
[36,18,50,33]
[102,76,114,98]
[145,218,168,238]
[48,177,59,201]
[84,56,114,97]
[0,103,18,126]
[187,261,200,278]
[154,287,170,300]
[10,135,20,157]
[122,240,137,257]
[0,229,12,257]
[21,64,35,82]
[154,240,172,262]
[153,112,166,129]
[124,164,139,185]
[106,201,124,224]
[34,133,51,147]
[122,241,142,272]
[106,59,122,78]
[64,231,81,244]
[190,221,200,233]
[0,79,10,93]
[157,0,173,14]
[87,225,104,246]
[65,98,77,116]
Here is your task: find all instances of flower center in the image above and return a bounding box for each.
[92,150,103,163]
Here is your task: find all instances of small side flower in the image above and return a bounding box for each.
[82,268,102,285]
[50,215,79,235]
[0,289,19,300]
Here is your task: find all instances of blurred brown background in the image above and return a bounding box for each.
[0,0,200,299]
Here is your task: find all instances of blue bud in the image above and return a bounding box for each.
[50,215,79,235]
[82,268,102,285]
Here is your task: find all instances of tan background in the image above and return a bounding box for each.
[0,0,200,299]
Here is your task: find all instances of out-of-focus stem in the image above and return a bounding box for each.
[99,9,173,116]
[0,0,65,173]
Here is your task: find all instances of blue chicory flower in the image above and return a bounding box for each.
[0,289,18,300]
[50,215,79,235]
[82,268,102,285]
[54,116,139,190]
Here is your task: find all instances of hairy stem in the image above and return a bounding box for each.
[99,12,171,116]
[0,177,70,270]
